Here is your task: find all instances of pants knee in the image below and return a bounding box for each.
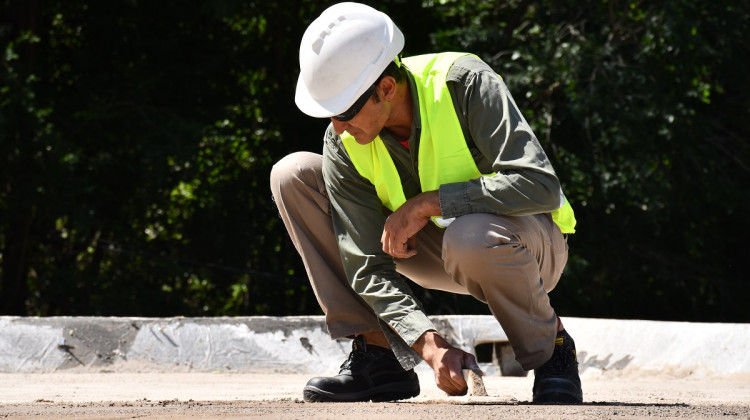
[270,151,322,198]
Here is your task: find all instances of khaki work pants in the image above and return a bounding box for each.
[270,152,569,369]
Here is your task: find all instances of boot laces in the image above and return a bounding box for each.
[339,337,367,372]
[547,338,577,373]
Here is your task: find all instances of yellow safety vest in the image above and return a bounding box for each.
[341,52,576,233]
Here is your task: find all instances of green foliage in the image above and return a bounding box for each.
[1,0,748,321]
[0,0,320,316]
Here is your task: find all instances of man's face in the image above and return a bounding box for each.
[330,85,388,145]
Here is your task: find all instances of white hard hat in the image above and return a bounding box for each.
[295,2,405,118]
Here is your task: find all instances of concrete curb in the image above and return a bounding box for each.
[1,316,748,378]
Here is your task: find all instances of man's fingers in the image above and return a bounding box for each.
[380,230,399,256]
[381,227,417,258]
[463,352,480,370]
[434,371,467,396]
[433,356,471,396]
[450,365,468,395]
[391,247,417,259]
[395,237,417,258]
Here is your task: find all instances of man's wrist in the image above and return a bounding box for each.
[412,329,443,363]
[417,191,442,218]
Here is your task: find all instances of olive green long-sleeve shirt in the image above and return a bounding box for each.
[321,54,563,369]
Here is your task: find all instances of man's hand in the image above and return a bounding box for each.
[381,191,441,259]
[412,330,480,396]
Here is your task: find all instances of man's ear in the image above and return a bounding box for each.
[379,76,398,101]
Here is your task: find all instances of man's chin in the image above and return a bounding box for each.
[346,131,376,145]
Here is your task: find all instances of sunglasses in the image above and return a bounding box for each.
[332,81,379,122]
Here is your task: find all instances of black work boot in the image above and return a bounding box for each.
[302,335,420,402]
[532,329,583,404]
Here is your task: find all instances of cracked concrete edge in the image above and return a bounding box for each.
[0,315,748,378]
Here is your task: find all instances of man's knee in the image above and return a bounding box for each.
[270,152,322,197]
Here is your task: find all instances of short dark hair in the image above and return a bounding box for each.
[370,56,407,104]
[381,56,406,84]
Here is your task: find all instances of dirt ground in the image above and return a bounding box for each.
[1,370,749,419]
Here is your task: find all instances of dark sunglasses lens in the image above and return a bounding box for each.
[332,106,359,122]
[332,84,376,121]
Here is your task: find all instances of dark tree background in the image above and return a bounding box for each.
[1,1,748,322]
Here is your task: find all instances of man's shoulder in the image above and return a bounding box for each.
[322,123,354,168]
[446,54,496,85]
[323,123,342,150]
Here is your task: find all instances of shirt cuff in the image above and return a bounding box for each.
[389,310,436,347]
[439,181,471,219]
[380,310,436,370]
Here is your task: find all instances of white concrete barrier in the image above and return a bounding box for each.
[0,316,748,378]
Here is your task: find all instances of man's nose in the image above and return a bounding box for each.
[330,118,349,135]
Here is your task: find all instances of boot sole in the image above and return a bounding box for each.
[303,381,420,403]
